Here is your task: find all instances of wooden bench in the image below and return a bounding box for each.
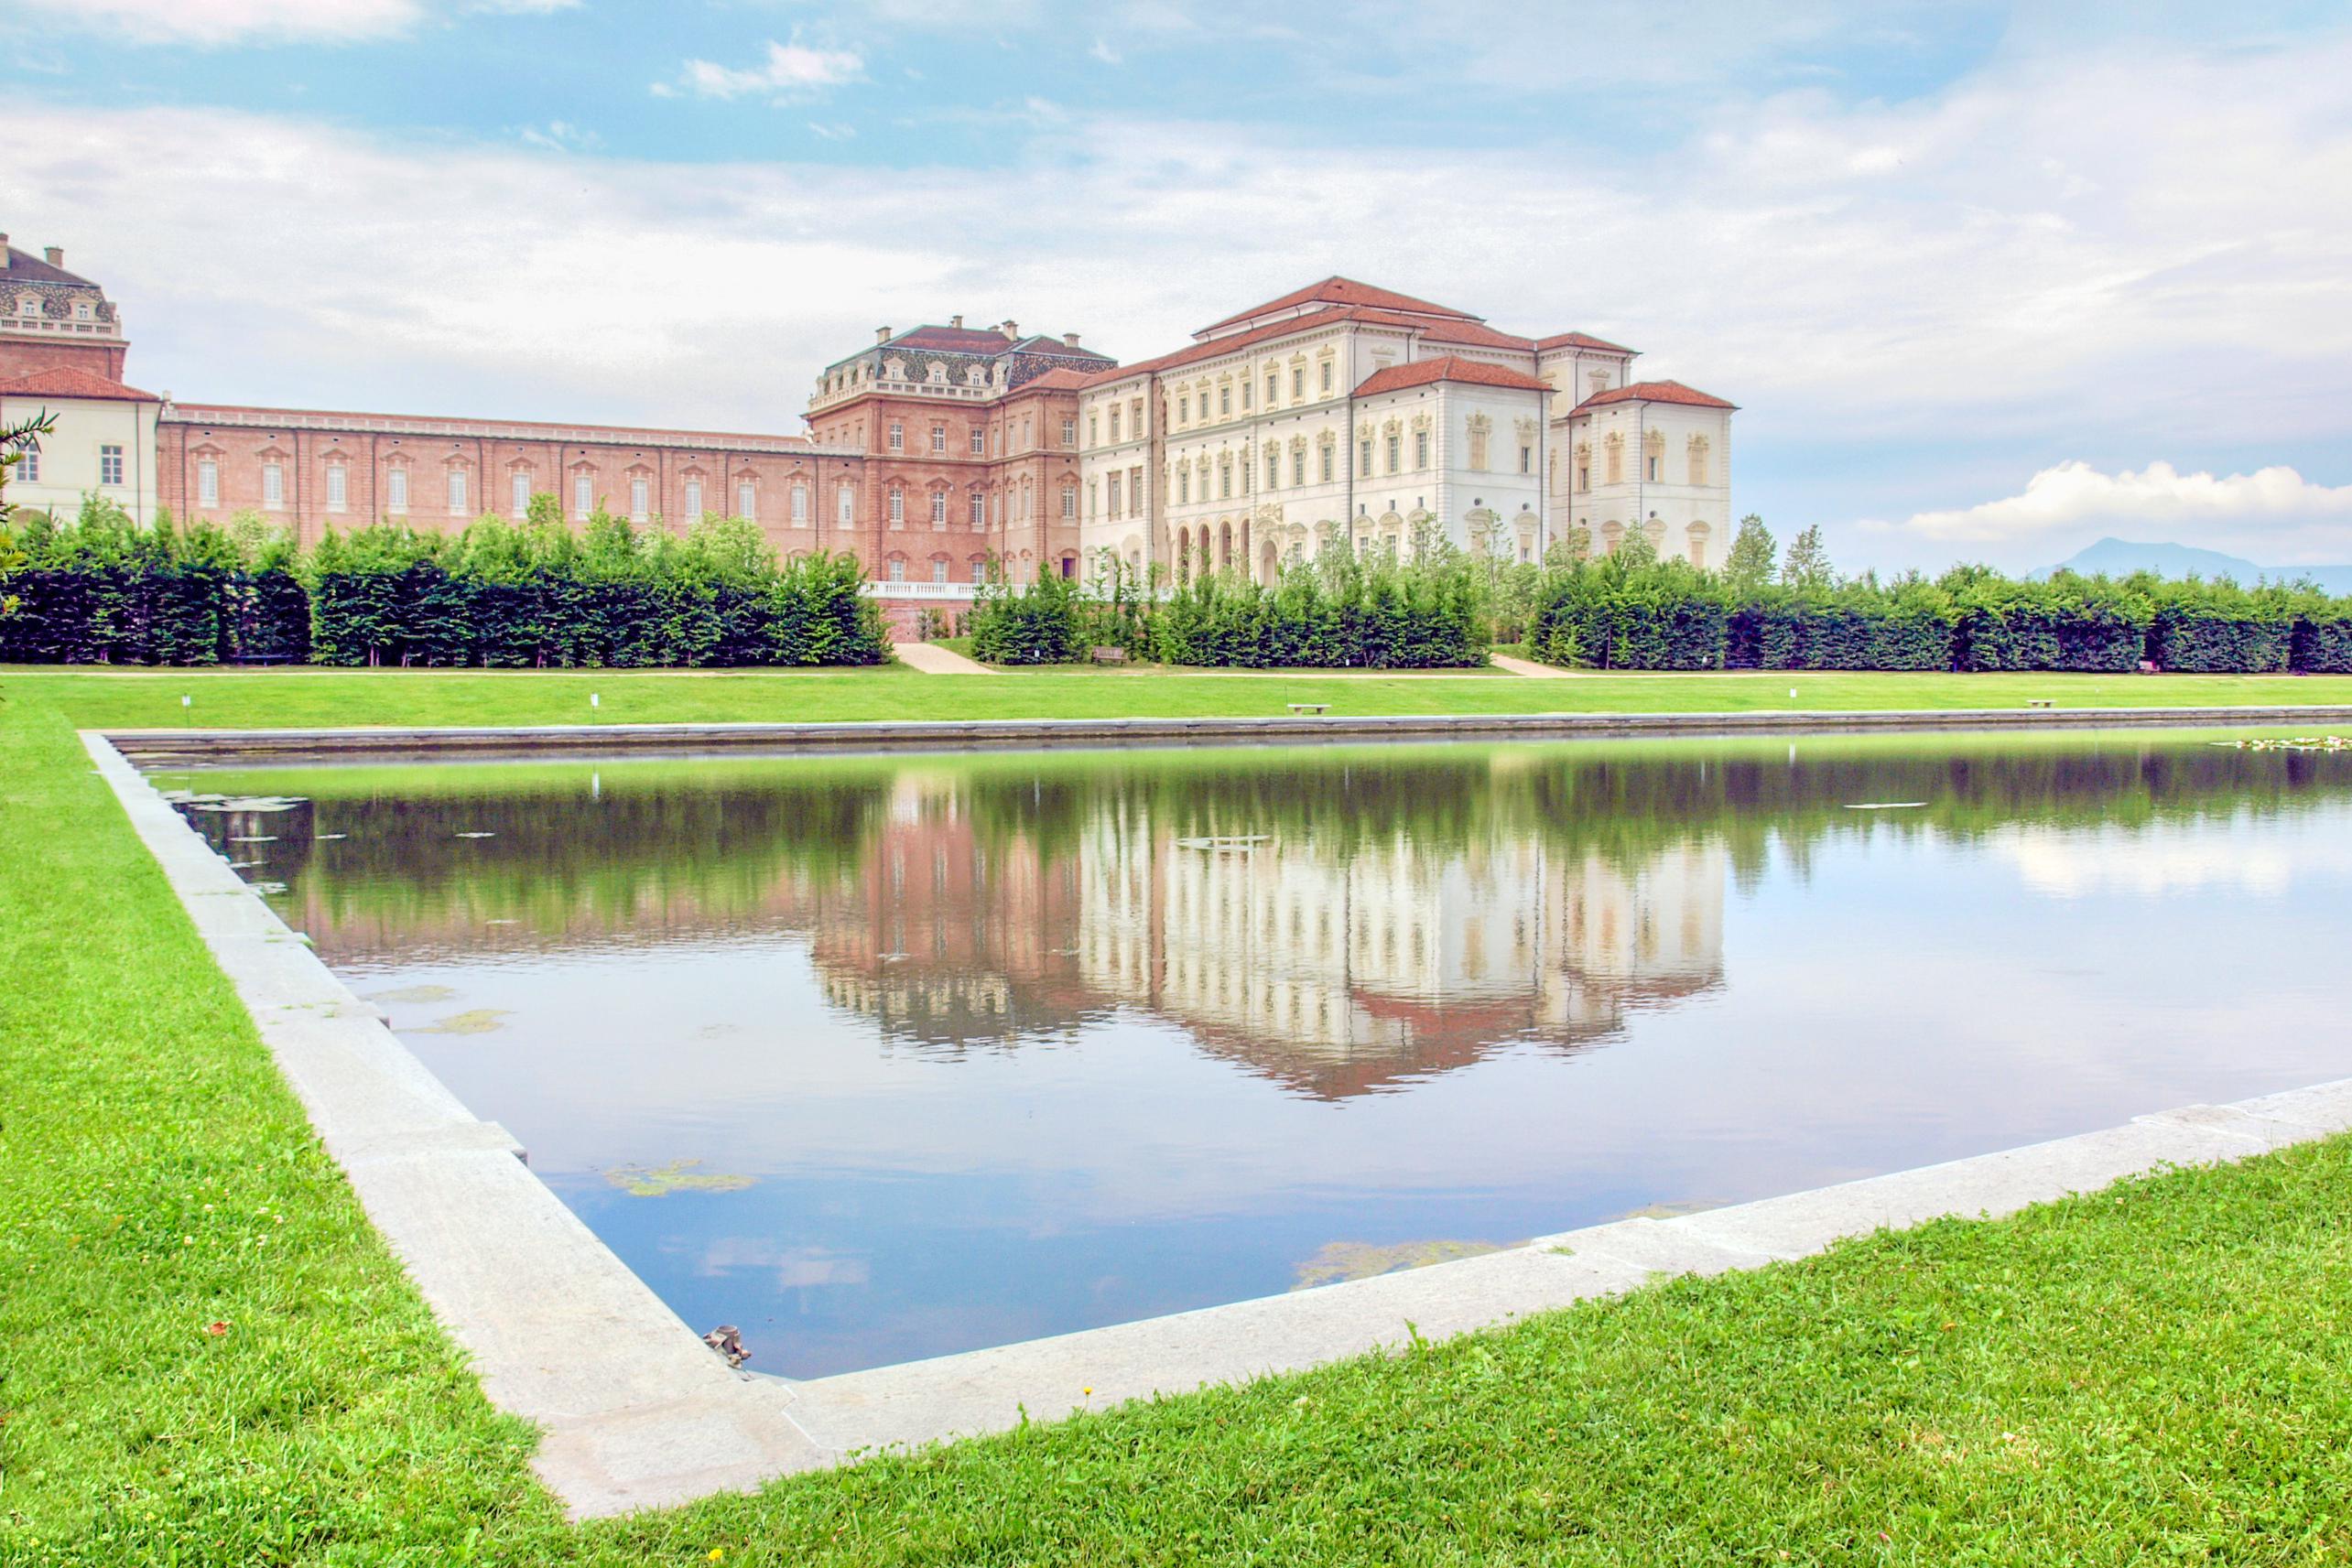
[1089,645,1129,665]
[2026,698,2055,708]
[1286,702,1330,715]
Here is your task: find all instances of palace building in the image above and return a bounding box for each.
[1,234,1736,622]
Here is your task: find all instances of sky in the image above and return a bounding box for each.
[6,0,2351,574]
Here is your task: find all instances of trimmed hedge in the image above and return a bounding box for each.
[965,546,1488,669]
[0,500,887,667]
[1534,556,2352,675]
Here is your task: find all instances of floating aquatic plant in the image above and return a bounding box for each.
[1292,1238,1503,1290]
[604,1159,756,1198]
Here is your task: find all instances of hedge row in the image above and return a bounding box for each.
[1530,554,2352,675]
[0,502,889,667]
[970,549,1487,669]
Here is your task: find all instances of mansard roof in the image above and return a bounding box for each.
[1571,379,1738,414]
[886,325,1028,355]
[0,245,99,287]
[1197,276,1483,336]
[1352,355,1551,397]
[1536,330,1637,355]
[0,366,157,403]
[883,325,1108,362]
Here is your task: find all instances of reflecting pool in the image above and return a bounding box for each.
[159,730,2352,1377]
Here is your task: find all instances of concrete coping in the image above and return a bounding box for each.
[103,703,2352,764]
[87,727,2352,1519]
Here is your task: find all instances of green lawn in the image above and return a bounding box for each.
[11,662,2352,730]
[5,676,2352,1563]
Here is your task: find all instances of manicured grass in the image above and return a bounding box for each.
[11,662,2352,730]
[6,679,2352,1563]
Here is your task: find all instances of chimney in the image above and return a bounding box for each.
[949,313,963,329]
[0,234,10,269]
[1001,319,1019,340]
[874,324,892,344]
[44,246,62,267]
[1063,331,1081,349]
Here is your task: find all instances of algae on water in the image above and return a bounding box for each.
[1292,1238,1502,1290]
[603,1159,756,1198]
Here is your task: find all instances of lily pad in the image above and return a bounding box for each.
[1292,1238,1503,1290]
[603,1159,756,1198]
[412,1008,511,1035]
[367,984,458,1005]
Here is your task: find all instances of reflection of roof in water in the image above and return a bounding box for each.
[1166,966,1726,1100]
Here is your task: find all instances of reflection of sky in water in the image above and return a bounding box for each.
[165,737,2352,1377]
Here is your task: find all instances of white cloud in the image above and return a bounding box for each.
[20,0,425,44]
[516,119,598,152]
[1089,38,1122,65]
[16,0,572,44]
[669,38,865,102]
[1,27,2347,509]
[1876,461,2352,550]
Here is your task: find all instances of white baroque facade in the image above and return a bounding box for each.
[1075,277,1736,583]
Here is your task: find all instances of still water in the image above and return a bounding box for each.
[161,730,2352,1378]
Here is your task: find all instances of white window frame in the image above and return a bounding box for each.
[791,483,808,524]
[685,478,704,518]
[889,486,905,525]
[737,481,756,520]
[930,489,947,527]
[447,468,468,515]
[630,476,650,522]
[838,483,854,524]
[100,444,125,487]
[262,461,285,510]
[197,458,219,506]
[888,422,905,452]
[572,473,591,518]
[1060,486,1076,519]
[390,468,411,515]
[512,471,530,518]
[969,492,984,526]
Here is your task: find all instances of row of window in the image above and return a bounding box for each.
[193,458,842,524]
[883,416,1078,456]
[13,444,125,486]
[882,483,1078,527]
[1574,437,1711,492]
[1083,362,1348,451]
[1155,426,1535,505]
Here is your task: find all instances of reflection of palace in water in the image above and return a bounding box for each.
[274,763,1729,1099]
[807,773,1726,1098]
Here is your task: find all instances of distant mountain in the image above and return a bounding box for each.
[2039,537,2352,595]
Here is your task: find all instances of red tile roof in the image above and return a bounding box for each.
[1349,308,1536,351]
[1352,355,1551,397]
[162,400,822,449]
[1010,366,1093,393]
[1077,306,1360,389]
[0,366,157,403]
[1198,276,1482,336]
[1536,330,1636,355]
[1571,379,1737,414]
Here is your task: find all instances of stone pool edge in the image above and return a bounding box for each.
[88,726,2352,1519]
[83,731,831,1520]
[103,700,2352,763]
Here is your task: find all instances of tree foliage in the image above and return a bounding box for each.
[0,505,887,667]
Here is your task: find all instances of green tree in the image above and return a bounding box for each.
[0,412,58,615]
[1782,524,1834,589]
[1724,513,1776,591]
